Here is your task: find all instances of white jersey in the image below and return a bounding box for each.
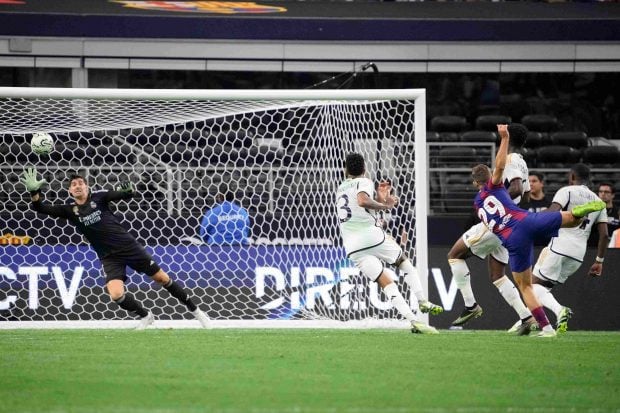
[548,185,608,261]
[336,177,384,254]
[503,152,530,204]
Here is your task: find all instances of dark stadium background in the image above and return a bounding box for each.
[0,0,618,329]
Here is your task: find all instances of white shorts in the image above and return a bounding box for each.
[348,235,402,281]
[533,247,582,285]
[462,222,509,264]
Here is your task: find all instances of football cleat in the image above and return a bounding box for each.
[135,312,154,330]
[451,304,483,327]
[419,300,444,315]
[572,200,606,218]
[515,317,539,336]
[192,308,211,329]
[535,329,557,338]
[411,321,439,334]
[556,306,573,333]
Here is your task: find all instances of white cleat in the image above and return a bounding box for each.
[135,312,154,330]
[535,329,557,338]
[507,319,522,333]
[192,309,211,328]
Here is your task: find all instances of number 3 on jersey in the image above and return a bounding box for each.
[337,194,352,223]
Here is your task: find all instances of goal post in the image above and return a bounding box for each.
[0,87,427,328]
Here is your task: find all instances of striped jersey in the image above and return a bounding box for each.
[474,180,529,243]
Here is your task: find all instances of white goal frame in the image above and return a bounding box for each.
[0,87,427,329]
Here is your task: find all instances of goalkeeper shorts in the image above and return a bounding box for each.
[101,244,161,282]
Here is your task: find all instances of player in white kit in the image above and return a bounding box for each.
[337,153,443,334]
[447,123,534,331]
[532,163,610,333]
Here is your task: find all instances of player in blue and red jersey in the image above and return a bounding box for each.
[472,124,605,337]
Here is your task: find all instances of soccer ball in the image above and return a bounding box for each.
[31,132,54,155]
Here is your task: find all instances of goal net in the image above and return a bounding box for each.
[0,88,427,328]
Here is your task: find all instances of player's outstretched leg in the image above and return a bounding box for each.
[377,271,438,334]
[107,279,153,329]
[571,200,606,218]
[152,270,211,328]
[396,257,443,315]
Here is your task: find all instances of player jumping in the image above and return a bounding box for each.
[448,123,532,331]
[21,168,210,329]
[337,153,443,334]
[472,125,605,337]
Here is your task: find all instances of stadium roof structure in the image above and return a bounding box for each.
[0,0,618,41]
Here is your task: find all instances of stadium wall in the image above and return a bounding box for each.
[427,247,620,331]
[1,244,617,330]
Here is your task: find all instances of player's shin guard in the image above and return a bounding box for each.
[383,282,416,322]
[448,258,476,307]
[397,259,425,302]
[114,293,148,318]
[163,279,197,312]
[493,275,531,319]
[533,283,562,317]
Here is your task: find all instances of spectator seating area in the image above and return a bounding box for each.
[427,114,620,214]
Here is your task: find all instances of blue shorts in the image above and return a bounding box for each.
[505,212,562,273]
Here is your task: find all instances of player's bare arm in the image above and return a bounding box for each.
[491,124,510,186]
[507,177,524,200]
[358,191,397,211]
[589,222,610,277]
[376,181,391,204]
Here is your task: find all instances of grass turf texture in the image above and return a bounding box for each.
[1,329,619,413]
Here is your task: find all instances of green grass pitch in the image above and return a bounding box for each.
[1,329,619,413]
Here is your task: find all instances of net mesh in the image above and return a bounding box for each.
[0,93,422,323]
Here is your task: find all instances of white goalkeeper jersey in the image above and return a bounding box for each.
[549,185,608,261]
[336,177,384,255]
[503,153,530,204]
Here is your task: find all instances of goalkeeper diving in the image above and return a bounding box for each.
[21,168,210,329]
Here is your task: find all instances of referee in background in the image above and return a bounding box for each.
[21,168,210,329]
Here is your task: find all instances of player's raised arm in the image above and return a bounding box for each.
[105,181,135,202]
[21,168,68,218]
[491,124,510,186]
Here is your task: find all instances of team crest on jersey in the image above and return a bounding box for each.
[112,1,287,14]
[72,206,79,216]
[90,201,97,209]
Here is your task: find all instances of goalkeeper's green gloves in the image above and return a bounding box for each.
[116,181,134,194]
[21,168,47,196]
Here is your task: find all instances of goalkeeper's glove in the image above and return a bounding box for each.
[20,168,47,195]
[116,181,134,194]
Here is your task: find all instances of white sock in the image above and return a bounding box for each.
[493,275,531,319]
[448,258,476,307]
[383,282,416,322]
[533,283,562,317]
[398,259,425,302]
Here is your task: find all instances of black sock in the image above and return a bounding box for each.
[163,279,197,312]
[114,293,148,318]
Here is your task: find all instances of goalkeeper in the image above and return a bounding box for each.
[21,168,210,329]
